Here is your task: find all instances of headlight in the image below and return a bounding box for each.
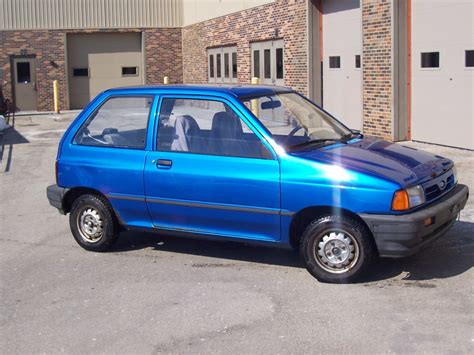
[452,166,458,184]
[406,185,425,207]
[392,185,425,211]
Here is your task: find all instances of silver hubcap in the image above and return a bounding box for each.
[314,230,359,274]
[77,207,104,243]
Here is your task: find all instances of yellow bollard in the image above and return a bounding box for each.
[53,80,60,114]
[163,76,169,85]
[251,77,259,117]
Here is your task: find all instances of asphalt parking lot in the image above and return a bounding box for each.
[1,113,473,354]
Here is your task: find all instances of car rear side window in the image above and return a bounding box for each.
[156,98,272,159]
[74,96,153,149]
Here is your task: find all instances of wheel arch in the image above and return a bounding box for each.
[288,205,375,250]
[63,187,109,214]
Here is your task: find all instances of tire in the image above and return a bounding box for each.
[300,214,374,283]
[69,194,119,252]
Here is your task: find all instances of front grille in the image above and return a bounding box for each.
[423,171,455,202]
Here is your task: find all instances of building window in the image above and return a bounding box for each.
[253,50,260,78]
[209,54,214,78]
[251,40,284,84]
[421,52,439,68]
[276,48,284,79]
[329,56,341,69]
[232,52,237,78]
[122,67,138,76]
[208,47,237,83]
[355,55,361,69]
[16,62,31,83]
[73,68,89,77]
[224,53,230,78]
[264,49,271,79]
[465,50,474,68]
[216,53,221,78]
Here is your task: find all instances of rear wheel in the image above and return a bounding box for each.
[69,194,119,252]
[300,215,374,283]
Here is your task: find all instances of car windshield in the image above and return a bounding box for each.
[240,92,352,151]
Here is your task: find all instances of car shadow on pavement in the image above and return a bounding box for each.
[360,220,474,283]
[112,231,303,268]
[110,220,473,283]
[0,114,29,173]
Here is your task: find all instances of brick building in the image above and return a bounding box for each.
[0,0,473,149]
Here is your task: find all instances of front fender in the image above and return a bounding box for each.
[279,154,399,244]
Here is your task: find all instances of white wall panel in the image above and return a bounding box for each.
[182,0,274,26]
[0,0,183,30]
[411,0,474,149]
[322,0,362,130]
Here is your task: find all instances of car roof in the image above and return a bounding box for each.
[105,84,295,99]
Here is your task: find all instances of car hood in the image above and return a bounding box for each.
[290,138,453,186]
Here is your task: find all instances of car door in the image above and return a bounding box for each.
[144,95,281,242]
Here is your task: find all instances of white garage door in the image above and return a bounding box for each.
[411,0,474,150]
[322,0,362,130]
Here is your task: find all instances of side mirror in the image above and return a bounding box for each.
[349,129,364,139]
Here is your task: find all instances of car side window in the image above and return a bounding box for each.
[156,98,272,159]
[74,96,153,149]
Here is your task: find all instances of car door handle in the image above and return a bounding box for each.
[156,159,172,169]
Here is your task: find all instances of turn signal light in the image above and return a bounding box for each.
[392,190,410,211]
[424,217,435,226]
[391,185,425,211]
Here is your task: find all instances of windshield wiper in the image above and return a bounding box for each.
[288,131,364,152]
[287,138,342,152]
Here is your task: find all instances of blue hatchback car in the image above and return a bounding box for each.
[47,85,469,283]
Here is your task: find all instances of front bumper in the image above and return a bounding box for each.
[46,184,69,214]
[360,184,469,257]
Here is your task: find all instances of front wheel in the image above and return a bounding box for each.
[300,215,374,283]
[69,194,119,252]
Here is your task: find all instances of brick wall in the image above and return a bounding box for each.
[0,28,182,111]
[362,0,393,140]
[144,28,182,85]
[182,0,309,95]
[0,30,68,111]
